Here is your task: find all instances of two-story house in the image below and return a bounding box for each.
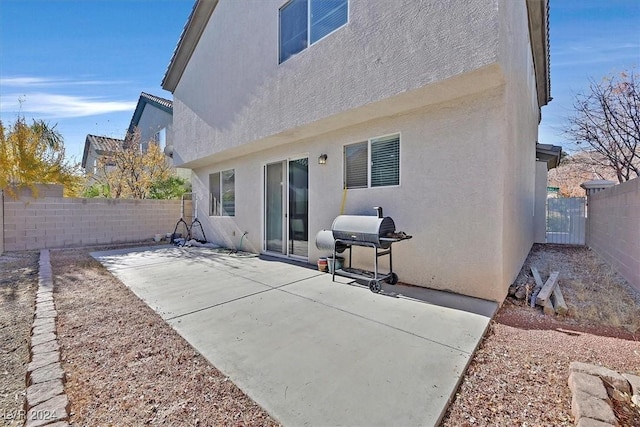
[161,0,551,302]
[126,92,173,154]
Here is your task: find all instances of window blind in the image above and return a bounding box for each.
[344,142,368,189]
[370,136,400,187]
[310,0,348,44]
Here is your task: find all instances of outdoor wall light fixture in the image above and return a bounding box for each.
[318,154,328,165]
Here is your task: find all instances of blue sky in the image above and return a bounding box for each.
[540,0,640,149]
[0,0,639,163]
[0,0,194,162]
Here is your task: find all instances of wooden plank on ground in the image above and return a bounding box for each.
[543,298,555,315]
[530,267,544,308]
[552,284,568,315]
[536,271,560,306]
[531,267,545,289]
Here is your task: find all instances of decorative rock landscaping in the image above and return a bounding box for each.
[569,361,640,426]
[23,250,69,427]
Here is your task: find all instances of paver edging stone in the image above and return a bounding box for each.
[23,249,70,426]
[568,361,638,426]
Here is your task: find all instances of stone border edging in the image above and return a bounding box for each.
[568,361,640,426]
[23,249,70,427]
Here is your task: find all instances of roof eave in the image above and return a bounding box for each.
[161,0,218,93]
[526,0,551,108]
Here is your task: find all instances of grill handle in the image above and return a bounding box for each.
[373,206,383,218]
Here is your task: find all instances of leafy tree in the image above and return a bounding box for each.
[148,176,190,200]
[565,70,640,183]
[81,183,110,198]
[91,128,175,199]
[0,116,82,198]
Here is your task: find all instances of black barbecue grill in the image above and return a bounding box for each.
[325,207,412,293]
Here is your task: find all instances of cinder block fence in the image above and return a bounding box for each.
[585,177,640,293]
[1,185,187,252]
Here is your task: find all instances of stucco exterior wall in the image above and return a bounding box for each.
[137,105,172,149]
[3,195,185,251]
[172,0,501,167]
[191,88,510,301]
[169,0,545,302]
[495,0,540,296]
[587,178,640,292]
[534,161,548,243]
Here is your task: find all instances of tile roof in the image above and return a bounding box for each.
[127,92,173,135]
[82,134,124,168]
[140,92,173,110]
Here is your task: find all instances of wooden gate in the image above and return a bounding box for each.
[546,197,586,245]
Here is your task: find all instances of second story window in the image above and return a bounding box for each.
[279,0,348,63]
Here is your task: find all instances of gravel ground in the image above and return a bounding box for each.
[441,244,640,426]
[2,244,639,426]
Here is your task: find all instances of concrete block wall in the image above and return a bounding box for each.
[587,177,640,292]
[3,195,188,252]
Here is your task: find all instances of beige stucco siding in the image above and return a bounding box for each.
[172,0,501,167]
[496,0,541,296]
[169,0,545,302]
[190,87,508,301]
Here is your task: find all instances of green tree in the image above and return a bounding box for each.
[0,116,82,198]
[148,176,190,199]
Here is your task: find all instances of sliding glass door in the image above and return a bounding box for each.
[264,157,309,258]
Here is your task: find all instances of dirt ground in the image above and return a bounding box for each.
[1,244,639,426]
[0,251,38,427]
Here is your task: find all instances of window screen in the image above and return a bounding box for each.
[221,169,235,216]
[310,0,348,44]
[370,135,400,187]
[344,142,368,189]
[209,172,221,216]
[210,169,235,216]
[279,0,308,63]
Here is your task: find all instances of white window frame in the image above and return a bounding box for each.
[209,169,235,217]
[343,133,401,189]
[279,0,349,64]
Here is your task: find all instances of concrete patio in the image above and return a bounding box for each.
[92,245,497,427]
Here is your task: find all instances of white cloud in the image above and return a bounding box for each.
[0,76,132,87]
[0,92,136,118]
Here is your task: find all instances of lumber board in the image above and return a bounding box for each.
[531,267,545,289]
[543,297,555,315]
[530,267,544,308]
[536,271,560,306]
[551,284,568,315]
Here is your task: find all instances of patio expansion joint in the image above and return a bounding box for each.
[165,272,325,321]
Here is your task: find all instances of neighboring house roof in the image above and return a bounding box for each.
[162,0,218,92]
[127,92,173,135]
[161,0,551,108]
[81,134,124,168]
[536,143,562,170]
